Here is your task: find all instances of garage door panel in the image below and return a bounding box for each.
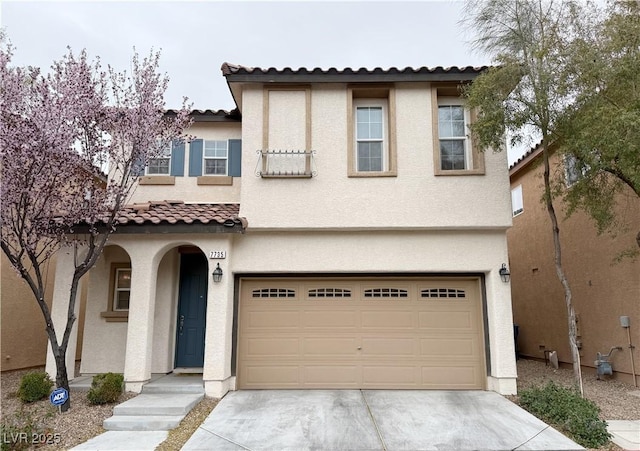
[361,337,415,356]
[421,365,482,387]
[239,278,485,390]
[362,366,418,385]
[244,337,300,358]
[418,311,476,330]
[245,310,299,329]
[303,337,360,356]
[302,310,358,329]
[361,311,414,329]
[243,365,300,386]
[303,366,359,384]
[420,337,478,357]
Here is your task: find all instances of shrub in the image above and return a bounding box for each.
[16,372,53,403]
[87,372,124,404]
[519,381,611,448]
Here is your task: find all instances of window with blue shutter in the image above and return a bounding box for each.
[189,139,203,176]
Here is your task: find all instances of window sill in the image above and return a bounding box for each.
[348,171,397,178]
[197,176,233,185]
[434,168,485,176]
[139,176,176,185]
[100,311,129,322]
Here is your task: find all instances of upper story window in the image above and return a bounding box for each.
[438,99,471,171]
[355,101,386,172]
[511,184,524,216]
[432,88,485,176]
[347,87,397,177]
[564,154,587,187]
[204,140,228,175]
[147,143,172,175]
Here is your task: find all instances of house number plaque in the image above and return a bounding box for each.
[209,251,227,259]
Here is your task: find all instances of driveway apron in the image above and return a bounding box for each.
[181,390,583,451]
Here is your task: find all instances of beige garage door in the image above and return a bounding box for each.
[238,277,486,389]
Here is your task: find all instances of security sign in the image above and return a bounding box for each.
[50,387,68,406]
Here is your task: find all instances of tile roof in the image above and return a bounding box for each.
[111,201,247,229]
[164,109,241,122]
[220,63,489,77]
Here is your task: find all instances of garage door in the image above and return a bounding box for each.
[238,277,486,389]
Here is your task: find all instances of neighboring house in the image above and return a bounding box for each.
[508,146,639,386]
[46,64,518,398]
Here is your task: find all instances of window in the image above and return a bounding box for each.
[363,288,408,298]
[438,99,470,171]
[347,87,397,177]
[421,288,466,299]
[252,288,296,298]
[147,143,171,175]
[355,101,386,172]
[204,140,228,175]
[101,262,131,322]
[432,89,484,175]
[511,184,524,216]
[113,268,131,310]
[564,154,586,187]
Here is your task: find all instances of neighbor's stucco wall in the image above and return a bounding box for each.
[129,122,242,205]
[238,84,513,230]
[508,152,640,384]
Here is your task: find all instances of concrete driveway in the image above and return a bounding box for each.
[182,390,583,450]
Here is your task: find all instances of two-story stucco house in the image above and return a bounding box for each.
[45,63,518,398]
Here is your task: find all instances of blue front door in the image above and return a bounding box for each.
[175,253,208,368]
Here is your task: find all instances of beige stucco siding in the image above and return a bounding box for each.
[238,84,512,230]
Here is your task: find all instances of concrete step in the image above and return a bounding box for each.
[113,393,203,416]
[141,383,204,394]
[103,415,185,431]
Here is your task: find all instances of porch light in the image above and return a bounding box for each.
[212,263,223,283]
[499,263,511,283]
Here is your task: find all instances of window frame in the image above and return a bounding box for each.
[511,184,524,217]
[354,100,387,173]
[437,98,472,171]
[347,86,397,177]
[432,87,485,176]
[146,142,172,175]
[203,140,229,176]
[101,262,131,322]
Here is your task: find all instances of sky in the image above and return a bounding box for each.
[1,1,525,164]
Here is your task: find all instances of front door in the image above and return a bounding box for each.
[175,253,208,368]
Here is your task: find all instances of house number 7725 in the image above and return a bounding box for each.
[209,251,226,259]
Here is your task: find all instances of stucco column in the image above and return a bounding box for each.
[123,253,159,393]
[46,246,82,382]
[485,267,518,395]
[203,256,235,398]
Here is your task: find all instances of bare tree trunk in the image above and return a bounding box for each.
[542,138,584,396]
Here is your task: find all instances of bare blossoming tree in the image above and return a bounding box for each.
[0,36,192,411]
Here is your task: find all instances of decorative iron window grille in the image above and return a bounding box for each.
[420,288,466,299]
[363,288,408,298]
[252,288,296,298]
[255,150,317,178]
[308,288,352,298]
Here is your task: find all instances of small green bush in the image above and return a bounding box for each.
[87,372,124,405]
[519,381,611,448]
[16,372,53,403]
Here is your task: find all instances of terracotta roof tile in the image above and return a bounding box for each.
[108,201,245,229]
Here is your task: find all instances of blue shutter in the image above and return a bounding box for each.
[170,140,185,176]
[228,139,242,177]
[189,139,203,176]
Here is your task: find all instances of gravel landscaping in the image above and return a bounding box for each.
[1,359,637,450]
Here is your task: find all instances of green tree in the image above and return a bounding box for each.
[558,1,640,255]
[462,0,585,393]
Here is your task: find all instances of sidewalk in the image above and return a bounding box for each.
[608,420,640,451]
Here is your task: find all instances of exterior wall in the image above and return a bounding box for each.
[239,84,512,230]
[508,152,640,385]
[2,253,86,372]
[129,122,242,205]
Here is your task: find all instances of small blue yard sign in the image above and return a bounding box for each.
[50,388,68,406]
